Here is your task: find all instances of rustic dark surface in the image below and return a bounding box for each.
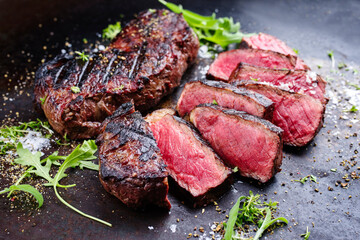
[1,0,359,239]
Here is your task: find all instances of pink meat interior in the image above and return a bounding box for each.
[150,114,229,197]
[190,107,280,183]
[208,49,296,81]
[177,82,265,117]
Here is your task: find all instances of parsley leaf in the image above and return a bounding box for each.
[212,99,218,105]
[293,48,299,55]
[102,22,121,40]
[159,0,255,48]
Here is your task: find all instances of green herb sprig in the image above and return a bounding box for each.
[0,140,110,226]
[70,86,81,93]
[224,191,288,240]
[327,50,335,69]
[345,105,358,113]
[102,22,122,40]
[159,0,254,48]
[0,119,53,155]
[295,175,318,184]
[348,83,360,90]
[301,226,311,240]
[75,51,89,62]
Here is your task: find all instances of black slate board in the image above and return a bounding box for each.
[1,0,360,239]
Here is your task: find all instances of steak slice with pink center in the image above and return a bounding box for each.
[207,48,306,81]
[146,110,231,207]
[229,63,328,104]
[240,32,308,69]
[232,81,325,147]
[190,104,283,183]
[176,80,274,120]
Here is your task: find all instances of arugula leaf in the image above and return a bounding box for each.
[102,22,121,40]
[159,0,254,48]
[1,140,104,225]
[253,208,288,240]
[301,226,311,240]
[223,191,287,239]
[224,195,243,240]
[52,140,111,227]
[15,143,54,184]
[0,184,44,208]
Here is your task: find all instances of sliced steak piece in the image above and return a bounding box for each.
[240,32,308,69]
[147,111,231,207]
[207,48,307,81]
[96,102,171,210]
[232,81,325,147]
[189,104,283,183]
[230,63,328,104]
[176,80,274,119]
[34,9,199,139]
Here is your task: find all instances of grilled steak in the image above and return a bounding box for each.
[232,81,325,147]
[240,32,308,69]
[176,80,274,120]
[230,63,327,104]
[96,102,171,209]
[190,104,283,183]
[34,9,199,139]
[146,110,231,207]
[207,48,307,81]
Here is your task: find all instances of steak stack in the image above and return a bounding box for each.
[34,9,199,139]
[205,32,326,147]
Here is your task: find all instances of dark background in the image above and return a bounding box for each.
[1,0,359,239]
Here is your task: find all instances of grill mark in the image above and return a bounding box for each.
[76,60,90,88]
[128,44,147,79]
[53,65,65,85]
[55,60,77,87]
[102,54,117,84]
